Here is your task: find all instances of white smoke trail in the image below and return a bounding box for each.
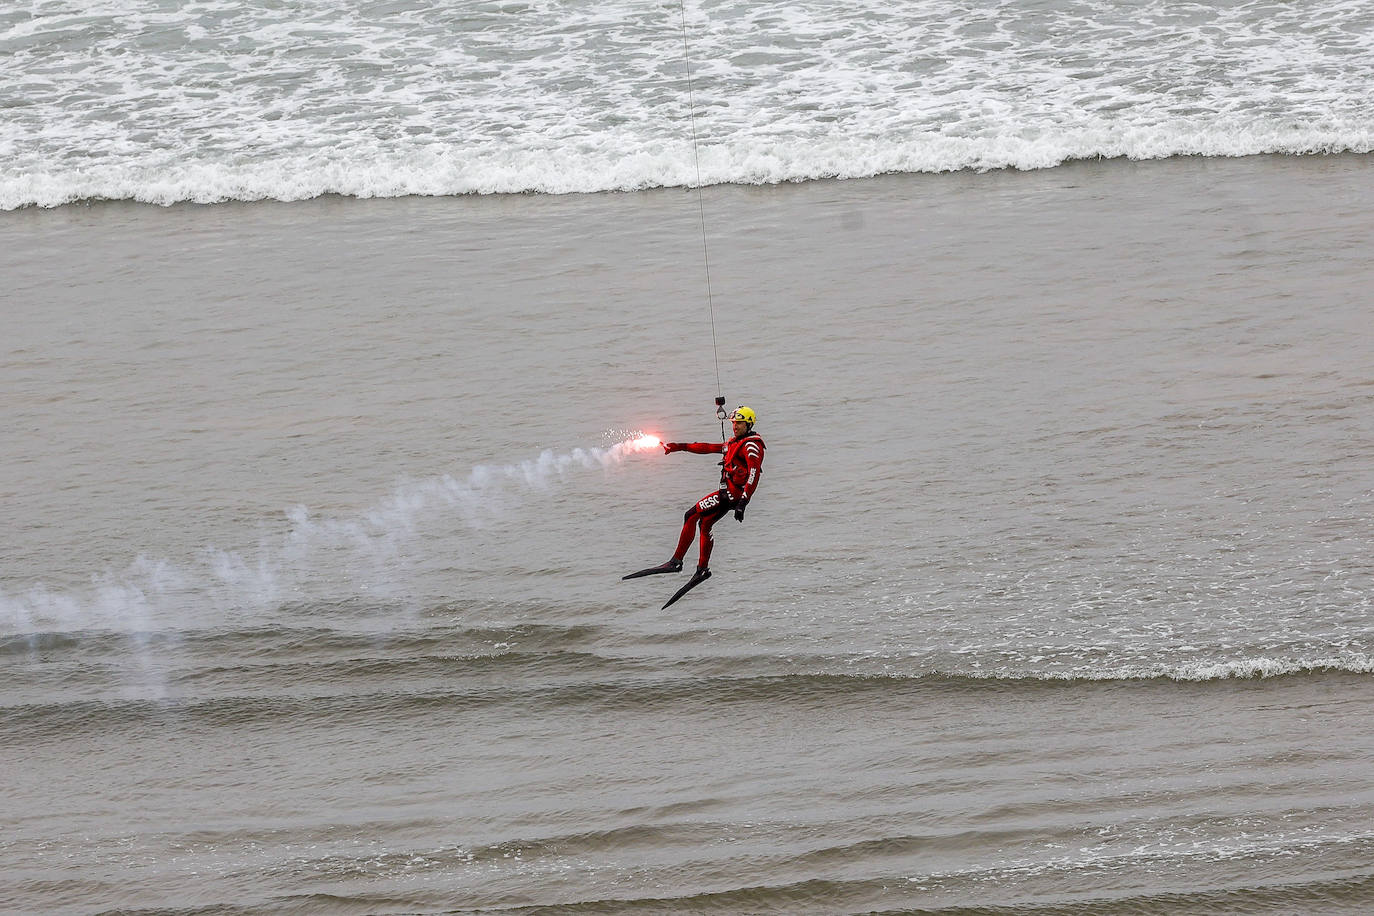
[374,433,663,532]
[0,433,664,634]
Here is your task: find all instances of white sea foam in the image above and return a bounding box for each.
[908,822,1374,895]
[920,651,1374,683]
[1080,654,1374,681]
[4,0,1374,208]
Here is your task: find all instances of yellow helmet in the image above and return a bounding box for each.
[730,406,757,427]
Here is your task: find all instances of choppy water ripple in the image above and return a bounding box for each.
[5,610,1374,746]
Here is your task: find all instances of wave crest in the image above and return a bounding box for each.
[5,128,1373,210]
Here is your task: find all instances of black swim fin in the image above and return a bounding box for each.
[662,567,711,609]
[622,559,683,580]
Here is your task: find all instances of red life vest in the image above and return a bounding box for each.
[720,433,765,501]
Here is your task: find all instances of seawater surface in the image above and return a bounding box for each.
[5,0,1374,207]
[4,152,1374,913]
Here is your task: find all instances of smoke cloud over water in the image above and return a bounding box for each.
[0,434,664,636]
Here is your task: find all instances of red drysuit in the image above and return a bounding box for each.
[663,431,765,570]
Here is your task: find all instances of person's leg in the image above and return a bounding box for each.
[674,490,727,564]
[694,493,731,570]
[697,510,720,570]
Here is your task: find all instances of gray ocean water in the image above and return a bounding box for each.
[4,153,1374,913]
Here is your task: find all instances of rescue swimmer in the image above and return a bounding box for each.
[623,406,765,608]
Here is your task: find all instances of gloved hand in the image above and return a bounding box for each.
[662,442,683,454]
[734,501,747,522]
